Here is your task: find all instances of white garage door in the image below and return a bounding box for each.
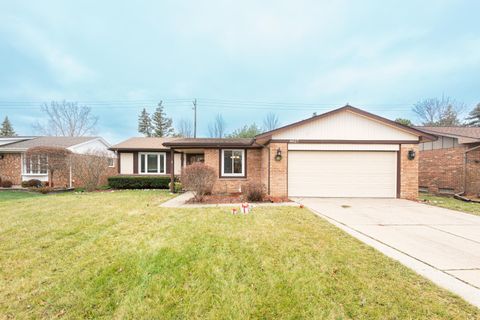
[288,151,397,198]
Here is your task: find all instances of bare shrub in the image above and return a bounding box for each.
[26,146,72,188]
[1,180,13,188]
[181,163,216,201]
[72,150,114,191]
[242,181,266,202]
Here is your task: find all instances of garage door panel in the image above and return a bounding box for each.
[288,151,397,198]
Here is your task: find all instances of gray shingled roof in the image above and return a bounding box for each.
[0,136,98,150]
[416,127,480,144]
[163,138,259,147]
[110,137,179,150]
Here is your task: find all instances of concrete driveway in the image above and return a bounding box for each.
[293,197,480,308]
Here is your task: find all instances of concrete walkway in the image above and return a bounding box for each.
[293,197,480,308]
[160,192,297,208]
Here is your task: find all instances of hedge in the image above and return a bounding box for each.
[107,176,171,189]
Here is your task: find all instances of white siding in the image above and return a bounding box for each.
[288,151,397,198]
[120,153,133,174]
[288,143,399,151]
[273,110,418,141]
[174,153,182,175]
[69,139,115,157]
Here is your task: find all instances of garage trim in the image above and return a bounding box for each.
[288,143,399,151]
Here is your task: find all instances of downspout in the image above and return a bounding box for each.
[69,163,72,189]
[170,149,175,193]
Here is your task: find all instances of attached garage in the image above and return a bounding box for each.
[288,150,398,198]
[254,105,437,200]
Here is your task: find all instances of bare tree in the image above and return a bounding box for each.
[413,96,465,126]
[176,118,193,137]
[34,101,98,136]
[72,150,113,191]
[26,146,72,188]
[263,112,279,131]
[208,114,226,138]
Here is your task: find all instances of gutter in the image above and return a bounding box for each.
[0,148,28,152]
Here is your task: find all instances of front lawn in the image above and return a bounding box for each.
[0,190,43,201]
[0,191,478,319]
[420,193,480,216]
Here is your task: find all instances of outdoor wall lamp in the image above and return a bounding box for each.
[0,154,4,160]
[407,149,416,160]
[275,148,282,161]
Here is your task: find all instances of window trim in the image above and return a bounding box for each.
[138,152,166,174]
[22,154,49,176]
[220,149,246,178]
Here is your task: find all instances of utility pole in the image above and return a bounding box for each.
[192,99,197,138]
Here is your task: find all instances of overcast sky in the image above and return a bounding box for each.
[0,0,479,143]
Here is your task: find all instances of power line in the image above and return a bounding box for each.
[0,98,416,112]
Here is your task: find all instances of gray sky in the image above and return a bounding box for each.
[1,0,479,143]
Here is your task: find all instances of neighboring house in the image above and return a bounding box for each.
[112,105,435,200]
[0,136,116,187]
[416,127,480,196]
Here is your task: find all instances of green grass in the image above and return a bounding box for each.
[420,193,480,216]
[0,190,478,319]
[0,190,43,201]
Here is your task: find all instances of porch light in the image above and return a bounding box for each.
[408,149,416,160]
[275,148,282,161]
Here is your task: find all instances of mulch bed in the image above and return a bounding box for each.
[186,193,290,204]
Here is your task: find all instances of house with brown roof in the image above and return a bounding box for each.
[0,136,116,187]
[417,126,480,196]
[111,105,435,200]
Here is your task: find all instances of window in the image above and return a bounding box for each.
[138,152,166,174]
[23,155,48,175]
[221,149,245,177]
[108,158,115,167]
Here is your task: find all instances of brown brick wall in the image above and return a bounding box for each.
[0,152,117,188]
[466,148,480,195]
[0,153,22,185]
[400,144,419,200]
[419,146,465,194]
[268,143,288,198]
[260,146,269,193]
[419,144,480,196]
[203,148,262,194]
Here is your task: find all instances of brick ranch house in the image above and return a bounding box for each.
[417,126,480,196]
[111,105,435,200]
[0,136,116,188]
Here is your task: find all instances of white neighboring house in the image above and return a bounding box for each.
[0,136,116,187]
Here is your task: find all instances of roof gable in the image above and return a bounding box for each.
[257,105,435,142]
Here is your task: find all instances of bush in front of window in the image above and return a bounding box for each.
[181,163,216,201]
[21,179,43,188]
[107,176,171,189]
[1,180,13,188]
[241,181,266,202]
